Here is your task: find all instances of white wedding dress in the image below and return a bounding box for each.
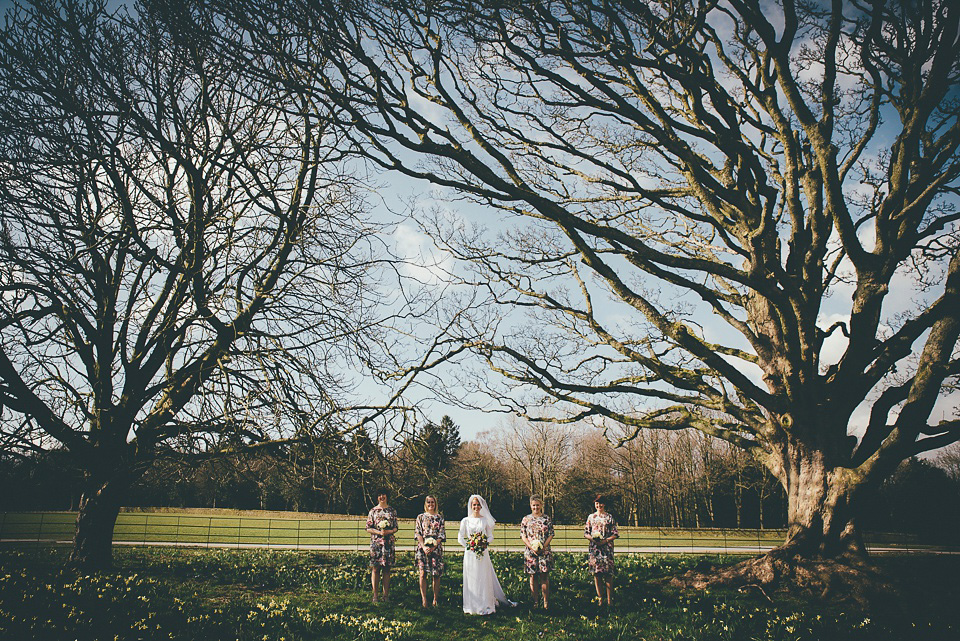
[458,496,514,615]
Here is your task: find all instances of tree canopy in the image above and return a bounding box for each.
[228,0,960,576]
[0,0,417,568]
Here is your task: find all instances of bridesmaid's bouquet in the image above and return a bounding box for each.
[591,529,604,541]
[466,531,489,557]
[424,536,437,548]
[378,519,391,532]
[530,540,543,553]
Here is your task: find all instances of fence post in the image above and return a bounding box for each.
[207,516,212,549]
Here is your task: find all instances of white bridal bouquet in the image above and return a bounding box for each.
[530,540,543,553]
[378,519,391,531]
[591,530,603,541]
[424,536,437,548]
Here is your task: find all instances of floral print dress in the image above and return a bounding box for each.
[584,511,619,575]
[520,513,555,575]
[366,505,398,568]
[415,511,446,576]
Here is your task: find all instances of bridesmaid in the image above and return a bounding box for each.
[583,494,619,606]
[365,488,398,603]
[415,495,446,608]
[519,494,555,609]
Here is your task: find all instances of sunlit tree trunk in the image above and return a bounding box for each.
[768,442,866,560]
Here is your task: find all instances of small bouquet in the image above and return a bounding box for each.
[378,519,391,533]
[591,529,604,541]
[466,531,489,557]
[530,539,543,553]
[423,536,438,549]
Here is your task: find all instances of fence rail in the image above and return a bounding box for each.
[0,510,951,555]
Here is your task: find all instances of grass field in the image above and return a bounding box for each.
[0,509,934,553]
[1,545,958,640]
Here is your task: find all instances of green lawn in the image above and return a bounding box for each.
[1,545,958,640]
[3,509,931,553]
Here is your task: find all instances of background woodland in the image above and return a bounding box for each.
[5,415,959,544]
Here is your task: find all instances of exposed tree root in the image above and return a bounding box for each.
[667,548,901,612]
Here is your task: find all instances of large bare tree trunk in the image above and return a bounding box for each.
[671,440,884,607]
[776,443,866,561]
[68,475,125,571]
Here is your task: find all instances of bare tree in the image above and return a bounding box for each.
[496,415,578,514]
[453,437,512,511]
[0,0,413,569]
[559,429,617,521]
[933,442,960,482]
[599,421,769,528]
[252,0,960,590]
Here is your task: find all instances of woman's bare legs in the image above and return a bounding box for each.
[592,573,613,605]
[419,571,429,607]
[529,574,549,608]
[382,568,391,602]
[371,566,381,603]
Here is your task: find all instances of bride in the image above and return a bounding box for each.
[458,494,514,615]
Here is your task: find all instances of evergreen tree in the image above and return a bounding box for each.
[414,416,462,479]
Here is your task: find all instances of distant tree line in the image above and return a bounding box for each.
[2,416,958,542]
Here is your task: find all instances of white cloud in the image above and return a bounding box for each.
[393,223,455,288]
[818,311,850,371]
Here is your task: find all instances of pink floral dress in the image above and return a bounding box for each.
[584,511,619,575]
[520,513,555,575]
[415,512,446,576]
[366,505,398,568]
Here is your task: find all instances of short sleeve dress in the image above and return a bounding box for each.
[366,505,398,568]
[520,513,555,575]
[415,511,446,576]
[584,511,619,575]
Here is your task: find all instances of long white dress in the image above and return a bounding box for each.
[458,515,512,614]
